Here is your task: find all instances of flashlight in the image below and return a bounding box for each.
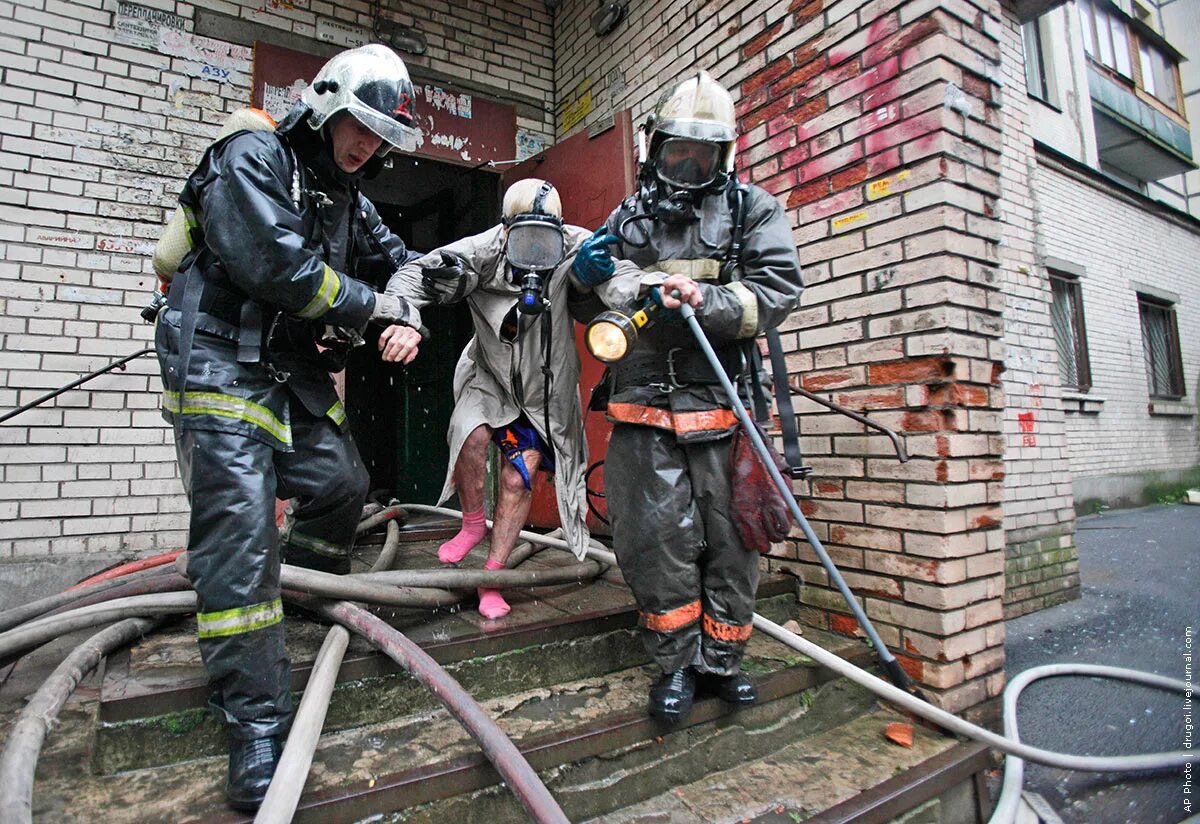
[584,298,662,362]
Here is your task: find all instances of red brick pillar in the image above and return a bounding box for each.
[736,0,1008,717]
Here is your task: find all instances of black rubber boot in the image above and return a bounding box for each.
[226,734,283,811]
[648,668,696,724]
[701,671,757,706]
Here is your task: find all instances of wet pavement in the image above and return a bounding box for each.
[1004,503,1198,824]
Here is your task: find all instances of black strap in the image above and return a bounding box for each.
[540,303,555,466]
[766,327,809,478]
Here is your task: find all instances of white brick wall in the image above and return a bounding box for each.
[996,6,1077,542]
[0,0,555,561]
[1035,160,1200,490]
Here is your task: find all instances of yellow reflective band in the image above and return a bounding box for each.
[649,259,721,281]
[196,598,283,639]
[297,264,341,319]
[162,390,292,447]
[181,204,199,233]
[284,528,348,559]
[726,281,760,338]
[326,400,346,426]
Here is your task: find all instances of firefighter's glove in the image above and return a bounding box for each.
[730,424,793,553]
[649,286,682,324]
[369,292,405,325]
[572,227,620,287]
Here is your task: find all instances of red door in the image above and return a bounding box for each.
[502,111,636,534]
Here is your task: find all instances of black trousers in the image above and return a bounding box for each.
[176,407,368,739]
[606,423,759,676]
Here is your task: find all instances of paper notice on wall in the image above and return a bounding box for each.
[158,29,251,85]
[263,79,309,122]
[516,130,546,162]
[115,1,185,50]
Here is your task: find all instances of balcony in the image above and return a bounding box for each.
[1089,64,1195,181]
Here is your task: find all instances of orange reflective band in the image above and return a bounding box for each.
[607,402,741,434]
[703,613,753,642]
[641,600,702,633]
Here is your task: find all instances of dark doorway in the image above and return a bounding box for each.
[347,156,500,504]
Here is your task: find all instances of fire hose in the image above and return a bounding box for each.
[0,518,612,823]
[673,301,1190,824]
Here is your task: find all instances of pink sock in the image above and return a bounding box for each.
[477,558,510,620]
[439,508,487,564]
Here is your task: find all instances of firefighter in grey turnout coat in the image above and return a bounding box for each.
[574,71,804,724]
[153,45,424,810]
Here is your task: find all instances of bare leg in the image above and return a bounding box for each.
[478,448,542,619]
[438,425,492,564]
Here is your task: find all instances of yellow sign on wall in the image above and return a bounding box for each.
[562,80,594,132]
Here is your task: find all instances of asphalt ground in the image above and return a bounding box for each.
[1003,503,1198,824]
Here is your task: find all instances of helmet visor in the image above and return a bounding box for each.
[655,138,722,189]
[347,95,422,155]
[506,216,565,272]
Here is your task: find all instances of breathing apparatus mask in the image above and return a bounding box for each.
[618,70,738,245]
[500,180,565,342]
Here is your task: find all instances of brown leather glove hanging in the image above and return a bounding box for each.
[730,423,793,553]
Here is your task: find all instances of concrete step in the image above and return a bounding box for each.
[26,628,880,823]
[91,538,802,773]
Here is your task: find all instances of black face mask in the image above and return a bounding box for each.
[651,187,699,225]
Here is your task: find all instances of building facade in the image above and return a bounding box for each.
[0,0,1195,711]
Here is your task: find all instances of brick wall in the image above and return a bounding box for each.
[0,0,555,565]
[556,0,1010,715]
[1035,157,1200,501]
[994,4,1079,619]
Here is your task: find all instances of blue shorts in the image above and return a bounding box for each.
[491,417,555,490]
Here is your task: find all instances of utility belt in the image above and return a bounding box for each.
[612,344,746,393]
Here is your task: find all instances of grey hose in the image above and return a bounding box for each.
[0,565,176,634]
[254,624,350,824]
[753,614,1191,772]
[0,592,197,660]
[679,301,912,692]
[369,520,402,573]
[289,594,569,824]
[0,617,157,824]
[988,663,1190,824]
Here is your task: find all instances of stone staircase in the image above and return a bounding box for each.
[2,531,993,823]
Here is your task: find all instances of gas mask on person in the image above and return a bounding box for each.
[499,180,565,342]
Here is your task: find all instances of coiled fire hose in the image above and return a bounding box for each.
[0,513,611,823]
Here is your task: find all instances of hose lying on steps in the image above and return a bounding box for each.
[0,617,158,824]
[254,624,350,824]
[287,592,570,824]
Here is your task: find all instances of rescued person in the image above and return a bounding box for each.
[379,178,641,618]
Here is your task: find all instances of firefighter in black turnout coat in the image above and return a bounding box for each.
[574,71,805,725]
[154,44,424,810]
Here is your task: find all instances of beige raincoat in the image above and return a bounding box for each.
[386,224,644,559]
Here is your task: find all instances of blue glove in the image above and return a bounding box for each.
[572,227,620,287]
[649,286,682,324]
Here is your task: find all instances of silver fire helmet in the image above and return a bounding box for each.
[646,70,737,190]
[302,44,422,156]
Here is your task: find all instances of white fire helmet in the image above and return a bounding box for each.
[302,44,422,156]
[645,70,737,190]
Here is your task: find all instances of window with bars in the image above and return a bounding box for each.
[1050,272,1092,392]
[1138,295,1185,399]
